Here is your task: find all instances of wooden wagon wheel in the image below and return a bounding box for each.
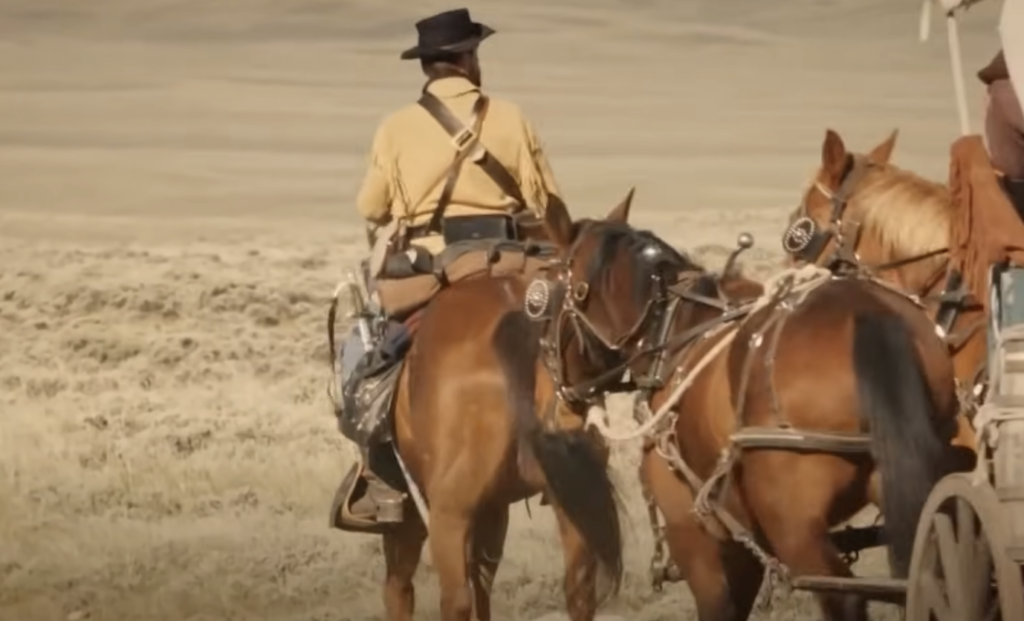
[905,473,1024,621]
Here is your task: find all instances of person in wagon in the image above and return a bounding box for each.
[332,8,566,528]
[979,48,1024,210]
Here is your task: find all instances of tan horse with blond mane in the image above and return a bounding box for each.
[783,129,985,451]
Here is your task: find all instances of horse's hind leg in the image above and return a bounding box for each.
[471,503,509,621]
[760,519,864,621]
[382,517,428,621]
[642,449,763,621]
[746,454,866,621]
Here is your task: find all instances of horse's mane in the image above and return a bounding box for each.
[575,219,704,305]
[848,161,953,259]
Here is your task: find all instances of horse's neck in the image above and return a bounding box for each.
[855,228,949,299]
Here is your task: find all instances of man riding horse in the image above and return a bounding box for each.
[333,8,566,528]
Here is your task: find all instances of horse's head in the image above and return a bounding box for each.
[784,128,953,298]
[783,128,899,269]
[525,189,698,405]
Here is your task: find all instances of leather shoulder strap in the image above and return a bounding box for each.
[399,96,484,230]
[418,91,528,211]
[422,94,487,234]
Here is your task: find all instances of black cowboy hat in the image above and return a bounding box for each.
[400,8,495,61]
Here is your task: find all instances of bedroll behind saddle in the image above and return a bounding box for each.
[375,239,556,320]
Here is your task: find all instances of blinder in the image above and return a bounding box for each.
[524,275,566,322]
[783,155,873,266]
[782,216,834,263]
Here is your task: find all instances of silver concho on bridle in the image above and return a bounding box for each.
[524,278,554,321]
[640,243,662,262]
[782,216,818,255]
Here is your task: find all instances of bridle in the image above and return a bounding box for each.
[781,154,982,351]
[523,224,747,409]
[783,154,880,270]
[523,225,679,408]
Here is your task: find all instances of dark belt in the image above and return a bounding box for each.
[407,214,517,245]
[406,223,435,239]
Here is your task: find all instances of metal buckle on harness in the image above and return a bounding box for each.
[450,127,477,152]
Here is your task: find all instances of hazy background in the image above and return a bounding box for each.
[0,0,1001,619]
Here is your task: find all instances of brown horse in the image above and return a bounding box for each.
[515,195,972,621]
[328,223,625,621]
[782,129,984,452]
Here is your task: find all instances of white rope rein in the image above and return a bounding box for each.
[585,264,833,443]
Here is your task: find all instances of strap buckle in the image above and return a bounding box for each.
[450,126,477,152]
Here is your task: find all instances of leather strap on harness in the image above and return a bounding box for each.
[417,90,528,235]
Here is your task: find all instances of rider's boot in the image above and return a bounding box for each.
[347,447,406,524]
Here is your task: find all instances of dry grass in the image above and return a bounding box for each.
[1,238,354,620]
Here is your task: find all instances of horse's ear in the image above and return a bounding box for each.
[867,128,899,165]
[821,128,847,180]
[605,187,635,224]
[542,196,574,248]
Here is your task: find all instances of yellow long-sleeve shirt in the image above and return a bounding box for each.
[355,76,563,254]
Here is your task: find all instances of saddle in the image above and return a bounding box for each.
[375,238,555,320]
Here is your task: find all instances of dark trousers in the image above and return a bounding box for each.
[986,79,1024,180]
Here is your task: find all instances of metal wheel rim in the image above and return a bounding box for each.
[905,473,1024,621]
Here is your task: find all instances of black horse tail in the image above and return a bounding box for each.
[852,312,949,578]
[492,308,624,602]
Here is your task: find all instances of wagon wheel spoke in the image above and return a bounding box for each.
[955,496,976,563]
[933,512,966,614]
[921,572,953,620]
[956,496,994,618]
[968,531,995,617]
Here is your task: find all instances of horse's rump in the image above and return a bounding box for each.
[690,273,956,449]
[376,239,556,319]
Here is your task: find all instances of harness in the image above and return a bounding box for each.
[782,155,984,353]
[523,229,750,409]
[523,228,870,602]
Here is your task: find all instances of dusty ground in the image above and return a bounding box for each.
[0,0,1003,619]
